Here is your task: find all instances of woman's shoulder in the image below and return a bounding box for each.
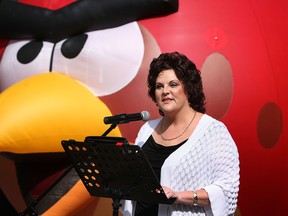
[201,114,226,127]
[197,114,231,136]
[138,117,161,134]
[135,117,162,145]
[147,117,162,127]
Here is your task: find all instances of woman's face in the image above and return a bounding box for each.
[155,69,189,115]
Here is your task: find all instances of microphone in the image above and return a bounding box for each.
[104,111,150,125]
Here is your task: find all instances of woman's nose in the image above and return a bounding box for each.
[162,86,169,95]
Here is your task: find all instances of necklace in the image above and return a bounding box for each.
[160,111,197,141]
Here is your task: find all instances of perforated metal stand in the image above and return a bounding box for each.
[62,136,173,216]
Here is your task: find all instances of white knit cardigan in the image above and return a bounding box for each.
[122,114,240,216]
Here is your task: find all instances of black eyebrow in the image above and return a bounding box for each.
[0,0,178,43]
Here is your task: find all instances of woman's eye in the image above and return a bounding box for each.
[156,84,163,89]
[170,82,179,87]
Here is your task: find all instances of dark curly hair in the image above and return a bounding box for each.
[147,51,206,114]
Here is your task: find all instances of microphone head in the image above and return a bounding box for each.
[141,111,150,121]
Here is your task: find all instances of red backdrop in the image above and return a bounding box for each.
[137,0,288,215]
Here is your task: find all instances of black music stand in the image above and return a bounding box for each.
[61,136,173,216]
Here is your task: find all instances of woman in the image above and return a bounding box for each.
[122,52,240,216]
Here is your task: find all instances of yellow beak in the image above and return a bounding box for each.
[0,73,121,154]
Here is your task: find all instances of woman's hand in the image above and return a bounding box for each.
[162,185,178,199]
[161,186,210,206]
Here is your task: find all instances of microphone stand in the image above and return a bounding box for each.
[101,123,117,137]
[19,123,118,216]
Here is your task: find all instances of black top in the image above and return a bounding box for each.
[135,135,186,216]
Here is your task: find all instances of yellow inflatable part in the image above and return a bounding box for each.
[42,181,96,216]
[0,73,121,154]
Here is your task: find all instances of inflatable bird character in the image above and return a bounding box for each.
[0,0,178,215]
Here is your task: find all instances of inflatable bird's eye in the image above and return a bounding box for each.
[0,40,53,91]
[53,22,144,96]
[0,22,144,96]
